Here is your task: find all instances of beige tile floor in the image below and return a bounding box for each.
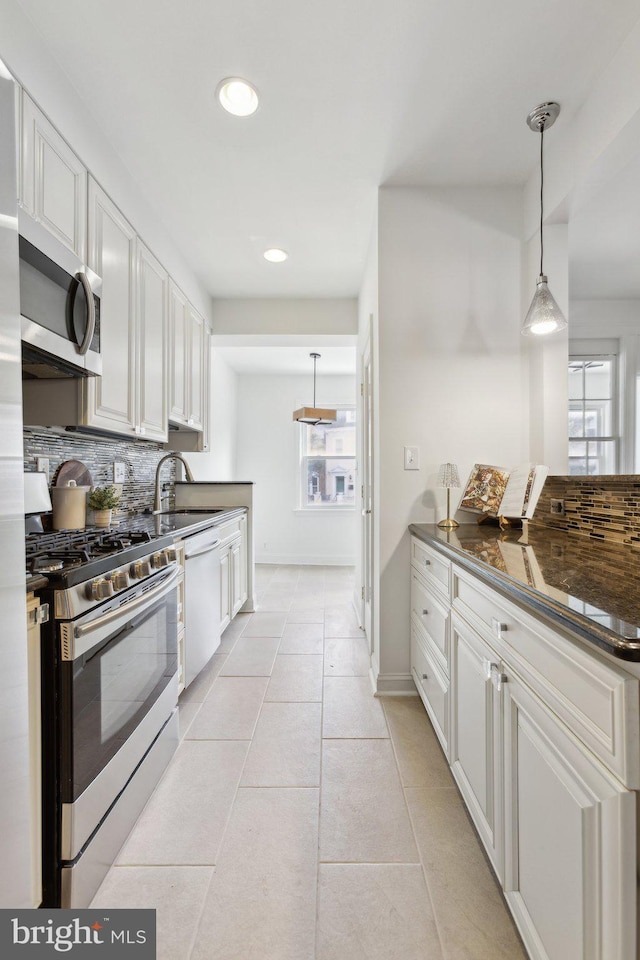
[91,563,527,960]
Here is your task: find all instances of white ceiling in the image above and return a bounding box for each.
[14,0,640,298]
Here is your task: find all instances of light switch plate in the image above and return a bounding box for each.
[404,446,420,470]
[113,461,126,484]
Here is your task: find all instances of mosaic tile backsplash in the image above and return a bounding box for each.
[23,428,176,523]
[532,474,640,547]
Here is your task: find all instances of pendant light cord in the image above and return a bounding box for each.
[313,354,317,407]
[539,122,544,277]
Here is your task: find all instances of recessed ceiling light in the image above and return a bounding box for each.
[216,78,259,117]
[263,248,288,263]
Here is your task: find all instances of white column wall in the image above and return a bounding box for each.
[235,373,358,565]
[183,348,238,481]
[375,185,529,690]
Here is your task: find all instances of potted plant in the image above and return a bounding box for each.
[87,484,121,527]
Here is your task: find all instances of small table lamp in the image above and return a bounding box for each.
[437,463,460,529]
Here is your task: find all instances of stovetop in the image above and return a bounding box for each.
[26,526,173,587]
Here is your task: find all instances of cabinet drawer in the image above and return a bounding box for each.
[214,515,243,546]
[411,537,450,597]
[411,625,449,755]
[453,565,640,787]
[410,569,449,669]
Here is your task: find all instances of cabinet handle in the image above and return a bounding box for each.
[483,658,497,681]
[422,608,429,616]
[424,559,431,566]
[491,665,508,691]
[421,672,428,680]
[491,617,509,639]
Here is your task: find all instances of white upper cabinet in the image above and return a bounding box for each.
[19,92,87,258]
[136,240,168,442]
[168,286,206,433]
[188,304,204,431]
[84,177,137,435]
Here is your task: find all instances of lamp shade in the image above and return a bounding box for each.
[522,275,567,337]
[438,463,460,488]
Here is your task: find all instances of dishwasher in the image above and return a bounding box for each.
[183,527,221,687]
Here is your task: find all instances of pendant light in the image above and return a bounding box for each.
[522,102,567,337]
[293,353,337,425]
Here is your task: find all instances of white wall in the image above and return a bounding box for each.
[0,0,212,322]
[212,298,357,335]
[374,185,528,691]
[235,373,358,564]
[184,348,238,480]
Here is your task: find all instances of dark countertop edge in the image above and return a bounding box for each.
[26,574,49,593]
[159,507,247,539]
[409,523,640,663]
[174,480,254,485]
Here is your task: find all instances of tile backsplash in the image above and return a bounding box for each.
[532,474,640,547]
[23,428,176,522]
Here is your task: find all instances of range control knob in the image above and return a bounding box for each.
[151,551,169,569]
[89,578,114,601]
[164,547,177,563]
[110,570,130,591]
[131,560,152,580]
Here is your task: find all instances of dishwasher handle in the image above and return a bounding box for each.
[185,539,220,560]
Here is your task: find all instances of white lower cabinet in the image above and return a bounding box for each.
[218,514,248,634]
[503,668,635,960]
[409,535,638,960]
[450,613,503,880]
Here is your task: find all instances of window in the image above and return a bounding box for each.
[300,406,356,507]
[568,354,618,474]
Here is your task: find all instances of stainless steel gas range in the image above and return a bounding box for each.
[27,526,180,908]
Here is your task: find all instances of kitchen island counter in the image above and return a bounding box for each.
[410,522,640,661]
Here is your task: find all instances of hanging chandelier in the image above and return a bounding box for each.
[522,101,568,337]
[292,352,337,425]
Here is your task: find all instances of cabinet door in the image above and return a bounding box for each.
[450,615,503,879]
[168,281,188,424]
[20,92,87,257]
[231,539,243,618]
[503,669,636,960]
[219,547,231,634]
[84,178,136,435]
[136,240,168,441]
[187,304,204,431]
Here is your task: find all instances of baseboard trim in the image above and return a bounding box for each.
[255,555,356,566]
[373,673,418,696]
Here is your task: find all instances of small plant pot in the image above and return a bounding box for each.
[93,508,113,528]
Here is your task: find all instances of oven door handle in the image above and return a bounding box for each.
[71,568,179,653]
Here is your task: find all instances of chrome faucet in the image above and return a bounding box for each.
[153,453,195,514]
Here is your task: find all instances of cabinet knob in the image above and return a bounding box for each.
[491,617,509,639]
[424,559,431,566]
[422,608,429,616]
[421,672,428,680]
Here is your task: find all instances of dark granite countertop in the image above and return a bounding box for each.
[132,507,247,539]
[409,523,640,661]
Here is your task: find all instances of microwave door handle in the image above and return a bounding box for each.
[73,568,179,646]
[75,271,96,356]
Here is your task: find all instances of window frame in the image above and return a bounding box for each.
[568,351,619,475]
[297,403,357,511]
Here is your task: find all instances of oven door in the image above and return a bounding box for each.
[59,567,178,861]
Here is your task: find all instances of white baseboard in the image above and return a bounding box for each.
[373,672,418,696]
[255,554,356,566]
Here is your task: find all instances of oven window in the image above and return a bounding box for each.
[64,588,177,800]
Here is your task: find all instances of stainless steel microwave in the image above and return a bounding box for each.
[19,213,102,378]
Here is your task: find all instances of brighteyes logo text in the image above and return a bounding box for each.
[12,918,105,952]
[1,909,156,957]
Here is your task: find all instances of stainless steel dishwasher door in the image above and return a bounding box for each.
[183,528,221,687]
